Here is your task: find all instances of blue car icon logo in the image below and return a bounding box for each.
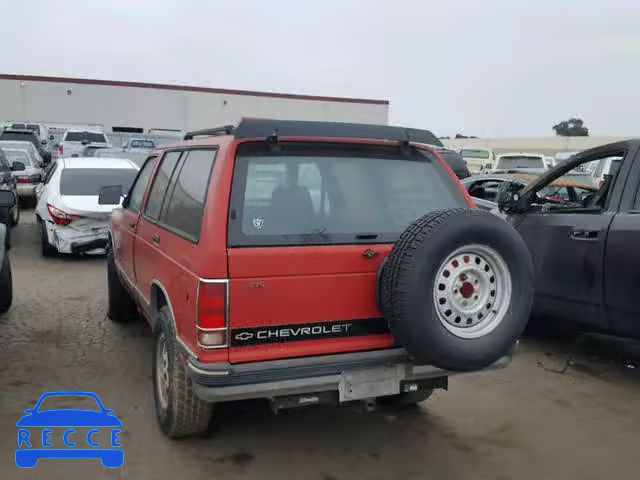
[16,391,123,468]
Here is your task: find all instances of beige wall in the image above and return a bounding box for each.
[0,78,389,132]
[443,136,631,156]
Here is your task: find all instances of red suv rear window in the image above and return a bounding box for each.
[228,142,466,247]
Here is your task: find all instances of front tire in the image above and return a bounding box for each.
[153,306,213,438]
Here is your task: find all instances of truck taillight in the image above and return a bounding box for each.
[196,281,227,348]
[47,203,80,226]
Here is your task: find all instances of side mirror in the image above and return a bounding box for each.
[49,134,54,140]
[23,409,34,415]
[0,190,16,208]
[497,182,526,214]
[41,139,48,145]
[98,185,123,205]
[11,161,25,172]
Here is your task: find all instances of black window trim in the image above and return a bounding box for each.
[141,147,218,244]
[142,151,182,220]
[531,149,628,215]
[124,155,157,213]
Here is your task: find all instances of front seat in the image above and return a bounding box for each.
[267,185,316,233]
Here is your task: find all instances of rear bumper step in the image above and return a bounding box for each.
[184,347,512,402]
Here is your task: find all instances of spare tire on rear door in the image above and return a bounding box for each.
[380,208,533,371]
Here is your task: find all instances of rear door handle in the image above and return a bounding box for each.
[128,222,136,229]
[151,234,161,244]
[570,229,598,241]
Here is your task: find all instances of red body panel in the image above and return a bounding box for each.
[227,245,394,362]
[111,207,139,284]
[111,135,473,365]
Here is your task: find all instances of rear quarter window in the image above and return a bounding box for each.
[229,143,466,247]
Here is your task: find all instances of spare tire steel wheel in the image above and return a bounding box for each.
[380,208,534,371]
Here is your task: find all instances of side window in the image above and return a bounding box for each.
[144,151,181,220]
[162,149,216,240]
[126,156,157,213]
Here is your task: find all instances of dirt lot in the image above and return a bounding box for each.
[1,211,639,480]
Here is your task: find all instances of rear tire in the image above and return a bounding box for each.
[0,254,13,313]
[381,208,534,371]
[153,306,213,438]
[107,247,136,323]
[39,218,56,257]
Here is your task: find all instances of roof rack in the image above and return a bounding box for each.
[183,119,442,146]
[183,125,235,140]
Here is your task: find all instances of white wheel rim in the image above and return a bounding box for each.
[155,333,170,410]
[433,244,512,339]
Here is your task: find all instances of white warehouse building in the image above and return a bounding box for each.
[0,74,389,133]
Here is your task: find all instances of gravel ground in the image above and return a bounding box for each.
[1,211,639,479]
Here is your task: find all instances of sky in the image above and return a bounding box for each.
[2,0,640,137]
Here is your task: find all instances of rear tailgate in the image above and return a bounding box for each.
[225,141,468,364]
[228,245,393,363]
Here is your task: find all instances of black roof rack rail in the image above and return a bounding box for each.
[182,119,442,146]
[183,125,235,140]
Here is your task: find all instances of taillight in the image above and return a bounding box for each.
[17,177,30,184]
[59,145,63,155]
[47,203,80,226]
[196,281,227,348]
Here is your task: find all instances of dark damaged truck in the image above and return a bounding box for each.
[499,140,640,338]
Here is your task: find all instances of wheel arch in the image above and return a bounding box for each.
[150,280,173,331]
[149,279,198,360]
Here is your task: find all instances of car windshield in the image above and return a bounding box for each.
[60,168,137,195]
[229,143,466,246]
[0,131,37,145]
[129,140,154,148]
[496,156,545,169]
[461,149,490,159]
[0,141,39,163]
[64,132,108,143]
[37,395,101,412]
[2,149,33,166]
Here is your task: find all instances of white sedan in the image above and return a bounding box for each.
[35,157,139,256]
